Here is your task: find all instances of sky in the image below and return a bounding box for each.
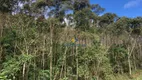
[90,0,142,18]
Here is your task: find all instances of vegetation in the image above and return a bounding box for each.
[0,0,142,80]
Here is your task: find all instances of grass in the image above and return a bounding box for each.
[110,70,142,80]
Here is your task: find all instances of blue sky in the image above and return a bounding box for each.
[90,0,142,18]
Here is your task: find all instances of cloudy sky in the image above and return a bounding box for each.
[90,0,142,18]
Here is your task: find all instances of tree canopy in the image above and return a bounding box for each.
[0,0,142,80]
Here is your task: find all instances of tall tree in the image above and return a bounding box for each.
[0,0,18,13]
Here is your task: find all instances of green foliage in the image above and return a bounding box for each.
[0,0,142,80]
[0,0,17,13]
[74,0,90,11]
[108,44,128,73]
[78,41,112,80]
[59,77,68,80]
[0,28,18,55]
[38,70,50,80]
[74,8,96,31]
[0,54,33,79]
[91,4,105,15]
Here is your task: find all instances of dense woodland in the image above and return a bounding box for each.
[0,0,142,80]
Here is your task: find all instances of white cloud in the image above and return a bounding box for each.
[124,0,142,9]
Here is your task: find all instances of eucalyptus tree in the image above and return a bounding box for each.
[107,17,140,75]
[0,0,20,36]
[74,8,96,31]
[0,0,18,13]
[0,0,21,69]
[112,17,131,36]
[99,13,118,28]
[91,4,105,15]
[73,0,90,11]
[73,0,105,31]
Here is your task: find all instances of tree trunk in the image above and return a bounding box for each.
[76,46,78,80]
[128,56,132,75]
[64,47,67,78]
[42,35,46,69]
[22,63,26,80]
[50,24,53,80]
[128,38,136,75]
[0,13,6,70]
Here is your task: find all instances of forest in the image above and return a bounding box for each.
[0,0,142,80]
